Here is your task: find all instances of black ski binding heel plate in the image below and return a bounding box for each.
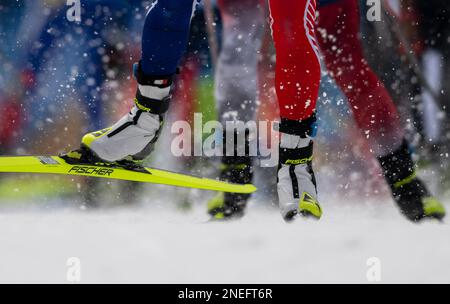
[60,147,149,174]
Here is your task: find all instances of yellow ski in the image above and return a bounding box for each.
[0,156,256,194]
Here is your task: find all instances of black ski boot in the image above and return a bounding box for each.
[207,130,254,220]
[378,140,446,221]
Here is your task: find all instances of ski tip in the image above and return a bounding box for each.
[246,184,258,193]
[228,183,257,194]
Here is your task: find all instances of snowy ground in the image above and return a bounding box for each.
[0,194,449,284]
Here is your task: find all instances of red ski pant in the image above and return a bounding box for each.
[269,0,321,122]
[317,0,404,154]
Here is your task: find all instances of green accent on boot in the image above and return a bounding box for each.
[82,128,111,148]
[212,212,225,220]
[134,98,152,112]
[423,197,446,220]
[207,192,226,219]
[299,192,322,219]
[394,172,417,189]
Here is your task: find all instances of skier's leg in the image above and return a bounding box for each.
[269,0,322,220]
[215,0,264,124]
[66,0,198,164]
[140,0,197,76]
[317,0,404,156]
[207,0,265,220]
[317,0,445,221]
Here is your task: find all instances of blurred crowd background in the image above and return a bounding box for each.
[0,0,449,210]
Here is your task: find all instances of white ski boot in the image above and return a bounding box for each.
[277,117,322,221]
[64,62,174,166]
[80,106,163,163]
